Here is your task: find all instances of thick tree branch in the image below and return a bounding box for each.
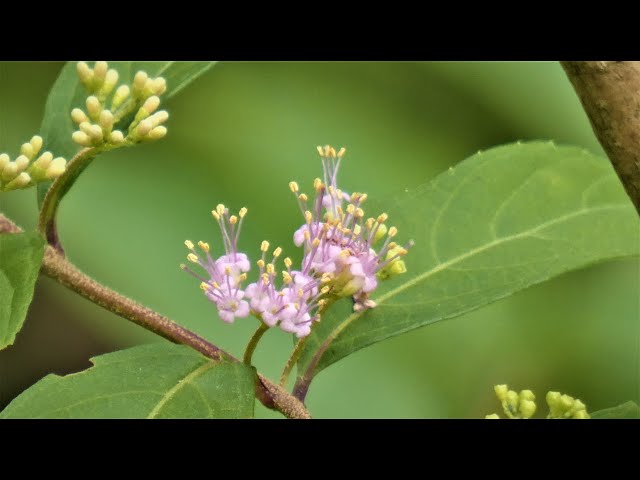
[0,213,311,419]
[562,61,640,215]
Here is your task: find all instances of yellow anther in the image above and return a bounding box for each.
[365,218,374,229]
[298,288,304,298]
[257,259,265,268]
[316,146,324,156]
[225,266,232,275]
[314,178,323,191]
[346,204,356,215]
[388,241,398,249]
[353,224,362,236]
[282,271,292,284]
[184,240,195,250]
[239,207,248,218]
[198,241,210,252]
[187,253,199,263]
[289,181,299,193]
[216,204,226,215]
[303,230,311,241]
[337,147,346,157]
[359,193,368,203]
[273,247,282,258]
[355,208,364,218]
[339,249,350,258]
[266,263,275,274]
[304,211,313,224]
[328,147,336,158]
[200,282,211,291]
[212,281,221,289]
[327,186,335,196]
[318,299,328,307]
[388,226,398,237]
[377,213,388,224]
[261,273,269,285]
[211,210,220,220]
[284,257,292,268]
[239,273,247,282]
[298,193,308,202]
[229,215,238,225]
[320,286,330,294]
[261,240,270,252]
[311,238,321,248]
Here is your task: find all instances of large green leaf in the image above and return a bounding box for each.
[0,343,256,418]
[37,61,216,206]
[591,401,640,419]
[297,142,640,389]
[0,231,45,350]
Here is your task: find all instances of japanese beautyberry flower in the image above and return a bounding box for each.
[181,145,412,338]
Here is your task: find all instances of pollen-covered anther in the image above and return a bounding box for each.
[273,247,282,258]
[377,213,389,224]
[187,253,199,263]
[289,181,299,193]
[261,273,270,285]
[257,259,265,268]
[239,207,248,218]
[211,210,220,220]
[346,204,356,215]
[320,286,331,295]
[200,282,211,291]
[261,240,270,252]
[311,238,321,248]
[184,240,195,250]
[284,257,292,268]
[337,147,346,157]
[313,178,323,191]
[303,230,311,241]
[216,204,226,216]
[316,145,324,156]
[304,210,313,224]
[197,241,210,252]
[266,263,275,275]
[229,215,238,225]
[388,226,398,237]
[282,271,292,284]
[355,208,364,218]
[298,193,308,202]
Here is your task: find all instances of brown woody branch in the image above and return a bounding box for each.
[562,61,640,215]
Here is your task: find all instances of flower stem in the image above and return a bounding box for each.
[243,322,269,365]
[38,147,100,251]
[280,336,308,387]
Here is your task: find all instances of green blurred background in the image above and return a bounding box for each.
[0,62,638,418]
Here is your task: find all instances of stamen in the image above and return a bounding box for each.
[184,240,195,250]
[239,207,248,218]
[289,181,299,193]
[187,253,199,263]
[261,240,270,252]
[198,241,210,252]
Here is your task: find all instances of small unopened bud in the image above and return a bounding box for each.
[0,154,10,170]
[109,130,124,144]
[100,69,119,96]
[494,384,509,402]
[485,414,500,419]
[136,120,152,137]
[99,110,114,131]
[14,155,30,172]
[87,124,104,142]
[111,85,130,109]
[76,61,93,85]
[147,126,167,140]
[86,96,101,120]
[147,110,169,128]
[2,161,18,181]
[93,61,108,83]
[72,131,93,147]
[32,151,53,170]
[142,95,161,114]
[519,399,537,419]
[151,77,167,95]
[4,172,31,190]
[133,71,148,93]
[30,135,43,155]
[20,143,34,159]
[71,108,89,124]
[45,157,67,179]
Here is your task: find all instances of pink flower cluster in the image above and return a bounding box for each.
[182,146,411,338]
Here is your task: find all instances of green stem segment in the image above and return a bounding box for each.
[38,147,100,251]
[243,322,269,365]
[280,336,308,387]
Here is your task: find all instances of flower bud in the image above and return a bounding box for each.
[0,153,10,171]
[46,157,67,179]
[111,85,130,110]
[2,161,18,181]
[142,95,161,115]
[86,96,101,120]
[30,135,43,155]
[14,155,30,172]
[93,61,108,84]
[71,108,89,124]
[72,131,93,147]
[76,61,93,85]
[4,172,31,190]
[109,130,124,144]
[100,69,119,97]
[147,126,167,140]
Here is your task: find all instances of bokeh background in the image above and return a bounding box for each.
[0,62,638,418]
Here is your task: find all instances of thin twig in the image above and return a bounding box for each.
[0,213,311,419]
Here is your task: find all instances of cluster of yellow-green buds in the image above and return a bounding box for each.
[485,384,590,419]
[546,391,590,419]
[0,135,66,192]
[71,61,169,148]
[485,384,537,419]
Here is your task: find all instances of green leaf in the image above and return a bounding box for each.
[36,61,216,206]
[591,401,640,419]
[0,343,256,418]
[0,232,45,350]
[297,142,640,387]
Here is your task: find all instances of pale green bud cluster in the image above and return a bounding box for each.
[377,244,408,280]
[485,384,590,419]
[72,61,169,148]
[546,391,590,419]
[0,135,66,192]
